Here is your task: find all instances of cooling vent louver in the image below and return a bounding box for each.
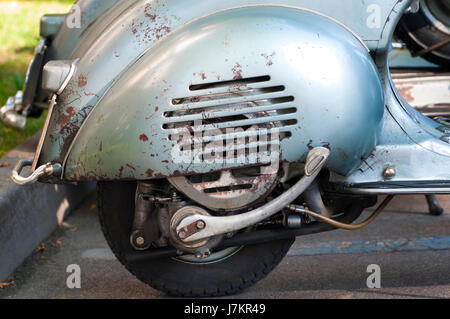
[163,75,297,163]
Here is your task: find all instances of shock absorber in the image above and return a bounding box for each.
[130,181,161,250]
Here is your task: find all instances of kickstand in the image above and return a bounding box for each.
[425,194,444,216]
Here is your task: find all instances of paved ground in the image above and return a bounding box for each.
[1,194,449,299]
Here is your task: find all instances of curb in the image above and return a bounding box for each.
[0,131,95,281]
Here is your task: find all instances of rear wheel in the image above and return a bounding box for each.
[97,181,294,297]
[396,0,450,68]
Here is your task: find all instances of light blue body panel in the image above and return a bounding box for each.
[46,0,120,61]
[62,6,384,180]
[38,0,405,171]
[330,55,450,187]
[35,0,450,190]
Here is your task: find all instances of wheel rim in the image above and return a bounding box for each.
[422,0,450,34]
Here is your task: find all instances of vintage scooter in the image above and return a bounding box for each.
[1,0,449,297]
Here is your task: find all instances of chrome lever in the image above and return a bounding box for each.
[11,159,62,185]
[174,147,331,243]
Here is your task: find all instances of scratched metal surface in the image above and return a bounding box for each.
[62,7,384,180]
[35,0,410,180]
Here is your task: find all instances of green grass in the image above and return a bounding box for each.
[0,0,74,158]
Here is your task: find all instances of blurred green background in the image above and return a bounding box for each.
[0,0,73,158]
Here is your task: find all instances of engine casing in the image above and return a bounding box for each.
[59,6,384,180]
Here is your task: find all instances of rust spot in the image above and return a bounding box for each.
[261,52,276,66]
[232,62,243,80]
[199,72,207,80]
[118,166,124,178]
[395,85,414,103]
[78,75,87,88]
[126,163,136,170]
[154,26,171,40]
[145,169,154,177]
[321,142,331,150]
[56,106,77,127]
[99,142,103,152]
[132,28,137,34]
[139,134,149,142]
[155,106,159,112]
[307,139,313,150]
[146,13,157,21]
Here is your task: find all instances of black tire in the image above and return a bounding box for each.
[97,181,294,297]
[396,1,450,68]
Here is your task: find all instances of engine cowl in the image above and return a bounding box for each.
[64,6,384,181]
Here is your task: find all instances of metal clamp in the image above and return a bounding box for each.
[11,159,62,185]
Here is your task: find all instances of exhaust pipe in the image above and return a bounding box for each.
[0,91,26,131]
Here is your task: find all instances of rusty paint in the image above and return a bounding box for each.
[78,75,88,88]
[232,62,243,80]
[56,106,77,127]
[145,168,154,177]
[199,72,207,80]
[146,13,157,21]
[118,166,124,178]
[126,163,136,170]
[139,134,149,142]
[307,139,313,150]
[56,104,94,163]
[261,52,276,66]
[321,142,331,150]
[395,85,415,103]
[155,106,159,112]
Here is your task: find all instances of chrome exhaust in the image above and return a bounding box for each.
[0,91,26,131]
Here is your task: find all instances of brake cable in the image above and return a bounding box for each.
[412,37,450,57]
[287,194,395,230]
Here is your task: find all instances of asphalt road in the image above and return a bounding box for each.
[1,194,449,299]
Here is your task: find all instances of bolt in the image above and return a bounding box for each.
[437,126,450,134]
[383,166,396,180]
[135,236,145,246]
[178,230,187,239]
[440,135,450,144]
[196,220,205,230]
[195,252,203,259]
